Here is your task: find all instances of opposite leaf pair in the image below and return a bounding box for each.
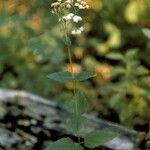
[47,71,96,83]
[46,130,117,150]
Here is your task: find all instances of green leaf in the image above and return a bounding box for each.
[110,94,125,111]
[135,66,149,75]
[48,71,95,83]
[106,53,124,60]
[75,71,95,82]
[84,130,117,149]
[66,115,87,134]
[111,67,125,77]
[45,138,84,150]
[125,49,138,59]
[47,72,72,83]
[142,28,150,39]
[67,91,88,115]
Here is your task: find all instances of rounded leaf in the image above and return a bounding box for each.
[46,138,84,150]
[84,130,117,149]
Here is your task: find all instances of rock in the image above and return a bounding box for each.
[0,129,22,149]
[0,88,140,150]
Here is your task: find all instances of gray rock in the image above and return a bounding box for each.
[0,129,22,149]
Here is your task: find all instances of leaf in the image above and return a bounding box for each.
[111,67,125,77]
[142,28,150,39]
[45,138,84,150]
[67,91,88,115]
[48,71,95,83]
[66,115,87,134]
[106,53,124,60]
[135,66,149,75]
[75,71,96,82]
[125,49,138,59]
[120,104,134,123]
[110,94,125,111]
[84,130,117,149]
[47,72,72,83]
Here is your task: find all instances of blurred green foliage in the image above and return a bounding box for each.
[0,0,150,126]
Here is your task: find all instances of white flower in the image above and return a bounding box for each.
[71,29,82,35]
[80,26,84,31]
[63,13,74,21]
[74,0,89,9]
[51,1,61,7]
[71,26,84,35]
[68,13,74,17]
[51,0,87,36]
[73,15,82,23]
[66,4,71,8]
[66,0,72,3]
[75,3,80,7]
[78,4,85,9]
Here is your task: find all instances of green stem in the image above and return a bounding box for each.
[67,44,73,75]
[62,19,81,144]
[66,34,81,144]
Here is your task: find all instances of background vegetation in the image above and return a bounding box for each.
[0,0,150,128]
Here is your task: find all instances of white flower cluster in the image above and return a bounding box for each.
[75,0,89,9]
[51,0,62,7]
[51,0,89,9]
[51,0,89,35]
[62,13,82,23]
[71,26,84,35]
